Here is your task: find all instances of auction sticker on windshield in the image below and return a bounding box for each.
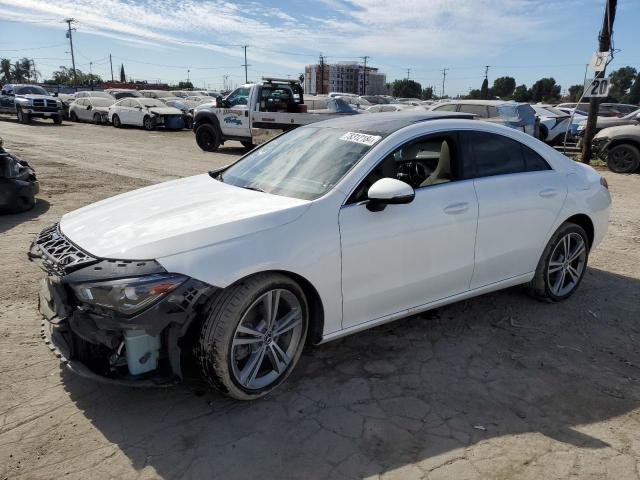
[339,132,382,146]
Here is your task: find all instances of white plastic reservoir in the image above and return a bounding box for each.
[124,330,161,375]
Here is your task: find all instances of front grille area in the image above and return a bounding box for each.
[31,99,58,112]
[31,224,98,275]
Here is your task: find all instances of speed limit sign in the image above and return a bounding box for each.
[583,78,610,98]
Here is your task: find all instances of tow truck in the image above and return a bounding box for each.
[192,78,356,151]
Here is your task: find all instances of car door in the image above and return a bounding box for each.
[78,99,91,121]
[0,86,15,112]
[128,99,145,126]
[462,131,567,289]
[339,132,479,329]
[112,99,129,123]
[220,87,251,137]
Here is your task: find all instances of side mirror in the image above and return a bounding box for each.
[86,105,92,110]
[366,178,415,212]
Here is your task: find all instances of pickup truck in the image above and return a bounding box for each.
[0,84,63,124]
[193,78,357,151]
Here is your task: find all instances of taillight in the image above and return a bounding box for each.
[600,176,609,189]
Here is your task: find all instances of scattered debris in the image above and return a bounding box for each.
[473,425,487,431]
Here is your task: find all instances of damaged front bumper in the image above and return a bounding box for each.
[30,223,215,386]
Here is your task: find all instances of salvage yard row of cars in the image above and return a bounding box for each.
[1,80,640,171]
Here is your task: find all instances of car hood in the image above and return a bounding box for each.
[594,124,640,139]
[17,94,56,102]
[148,106,182,115]
[59,174,310,260]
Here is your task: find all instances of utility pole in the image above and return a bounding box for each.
[109,54,114,82]
[484,65,490,80]
[360,56,369,95]
[64,18,77,88]
[319,54,326,95]
[31,59,38,83]
[241,45,249,83]
[582,0,617,164]
[406,68,411,80]
[187,69,190,82]
[441,68,449,98]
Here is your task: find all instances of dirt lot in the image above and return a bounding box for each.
[1,117,640,480]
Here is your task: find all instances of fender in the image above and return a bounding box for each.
[193,107,222,133]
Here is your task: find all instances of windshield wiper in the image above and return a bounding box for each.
[239,185,265,192]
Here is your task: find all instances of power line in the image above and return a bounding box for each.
[0,43,67,52]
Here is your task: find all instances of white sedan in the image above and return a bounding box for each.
[108,97,184,130]
[31,112,610,399]
[68,97,115,124]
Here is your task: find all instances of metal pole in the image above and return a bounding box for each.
[65,18,77,88]
[581,0,617,164]
[441,68,449,98]
[242,45,249,83]
[110,54,114,82]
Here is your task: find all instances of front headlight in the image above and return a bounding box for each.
[71,273,187,315]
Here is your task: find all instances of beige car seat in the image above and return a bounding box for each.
[421,141,451,186]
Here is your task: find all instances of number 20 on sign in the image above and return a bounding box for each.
[583,78,610,98]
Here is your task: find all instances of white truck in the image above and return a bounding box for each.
[192,78,358,151]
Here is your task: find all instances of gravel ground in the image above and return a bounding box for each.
[1,117,639,480]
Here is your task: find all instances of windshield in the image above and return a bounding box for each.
[219,127,379,200]
[139,99,165,107]
[15,85,48,95]
[85,91,113,99]
[149,91,173,98]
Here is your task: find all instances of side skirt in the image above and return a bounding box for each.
[318,272,534,344]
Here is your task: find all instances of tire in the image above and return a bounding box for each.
[93,113,102,124]
[112,115,122,128]
[69,111,78,122]
[195,123,221,152]
[9,195,36,213]
[528,222,589,302]
[16,107,30,124]
[607,144,640,173]
[198,273,309,400]
[53,115,62,124]
[538,125,548,143]
[143,115,155,131]
[241,141,255,150]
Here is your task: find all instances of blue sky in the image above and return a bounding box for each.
[0,0,639,95]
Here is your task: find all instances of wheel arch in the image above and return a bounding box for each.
[564,213,594,249]
[607,138,640,152]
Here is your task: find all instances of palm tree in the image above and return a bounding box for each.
[11,62,26,83]
[0,59,11,83]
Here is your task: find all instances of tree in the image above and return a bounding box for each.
[47,66,102,86]
[120,64,126,82]
[608,66,637,103]
[513,84,531,102]
[466,89,482,99]
[391,79,422,98]
[530,77,561,103]
[567,84,584,102]
[480,78,489,100]
[421,86,433,100]
[492,76,516,98]
[627,74,640,105]
[177,81,193,89]
[0,58,11,83]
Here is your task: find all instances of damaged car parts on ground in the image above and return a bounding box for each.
[30,112,611,400]
[0,136,39,213]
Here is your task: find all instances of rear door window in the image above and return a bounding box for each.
[465,131,526,177]
[458,104,489,118]
[433,104,457,112]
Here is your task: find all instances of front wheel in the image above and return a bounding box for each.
[143,115,155,131]
[93,113,103,124]
[198,273,308,400]
[241,141,255,150]
[17,107,30,124]
[528,222,589,302]
[53,115,62,124]
[195,123,221,152]
[607,144,640,173]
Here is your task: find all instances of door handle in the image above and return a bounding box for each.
[539,188,558,198]
[444,202,469,214]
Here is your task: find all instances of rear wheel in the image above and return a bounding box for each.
[198,273,308,400]
[195,123,221,152]
[143,115,155,131]
[93,113,102,124]
[112,114,122,128]
[528,222,589,302]
[607,144,640,173]
[69,111,78,122]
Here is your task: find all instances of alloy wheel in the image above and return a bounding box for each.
[608,146,639,173]
[230,289,304,390]
[547,232,587,296]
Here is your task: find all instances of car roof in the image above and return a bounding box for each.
[306,111,475,135]
[436,99,515,106]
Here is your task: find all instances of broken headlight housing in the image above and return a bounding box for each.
[70,273,187,315]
